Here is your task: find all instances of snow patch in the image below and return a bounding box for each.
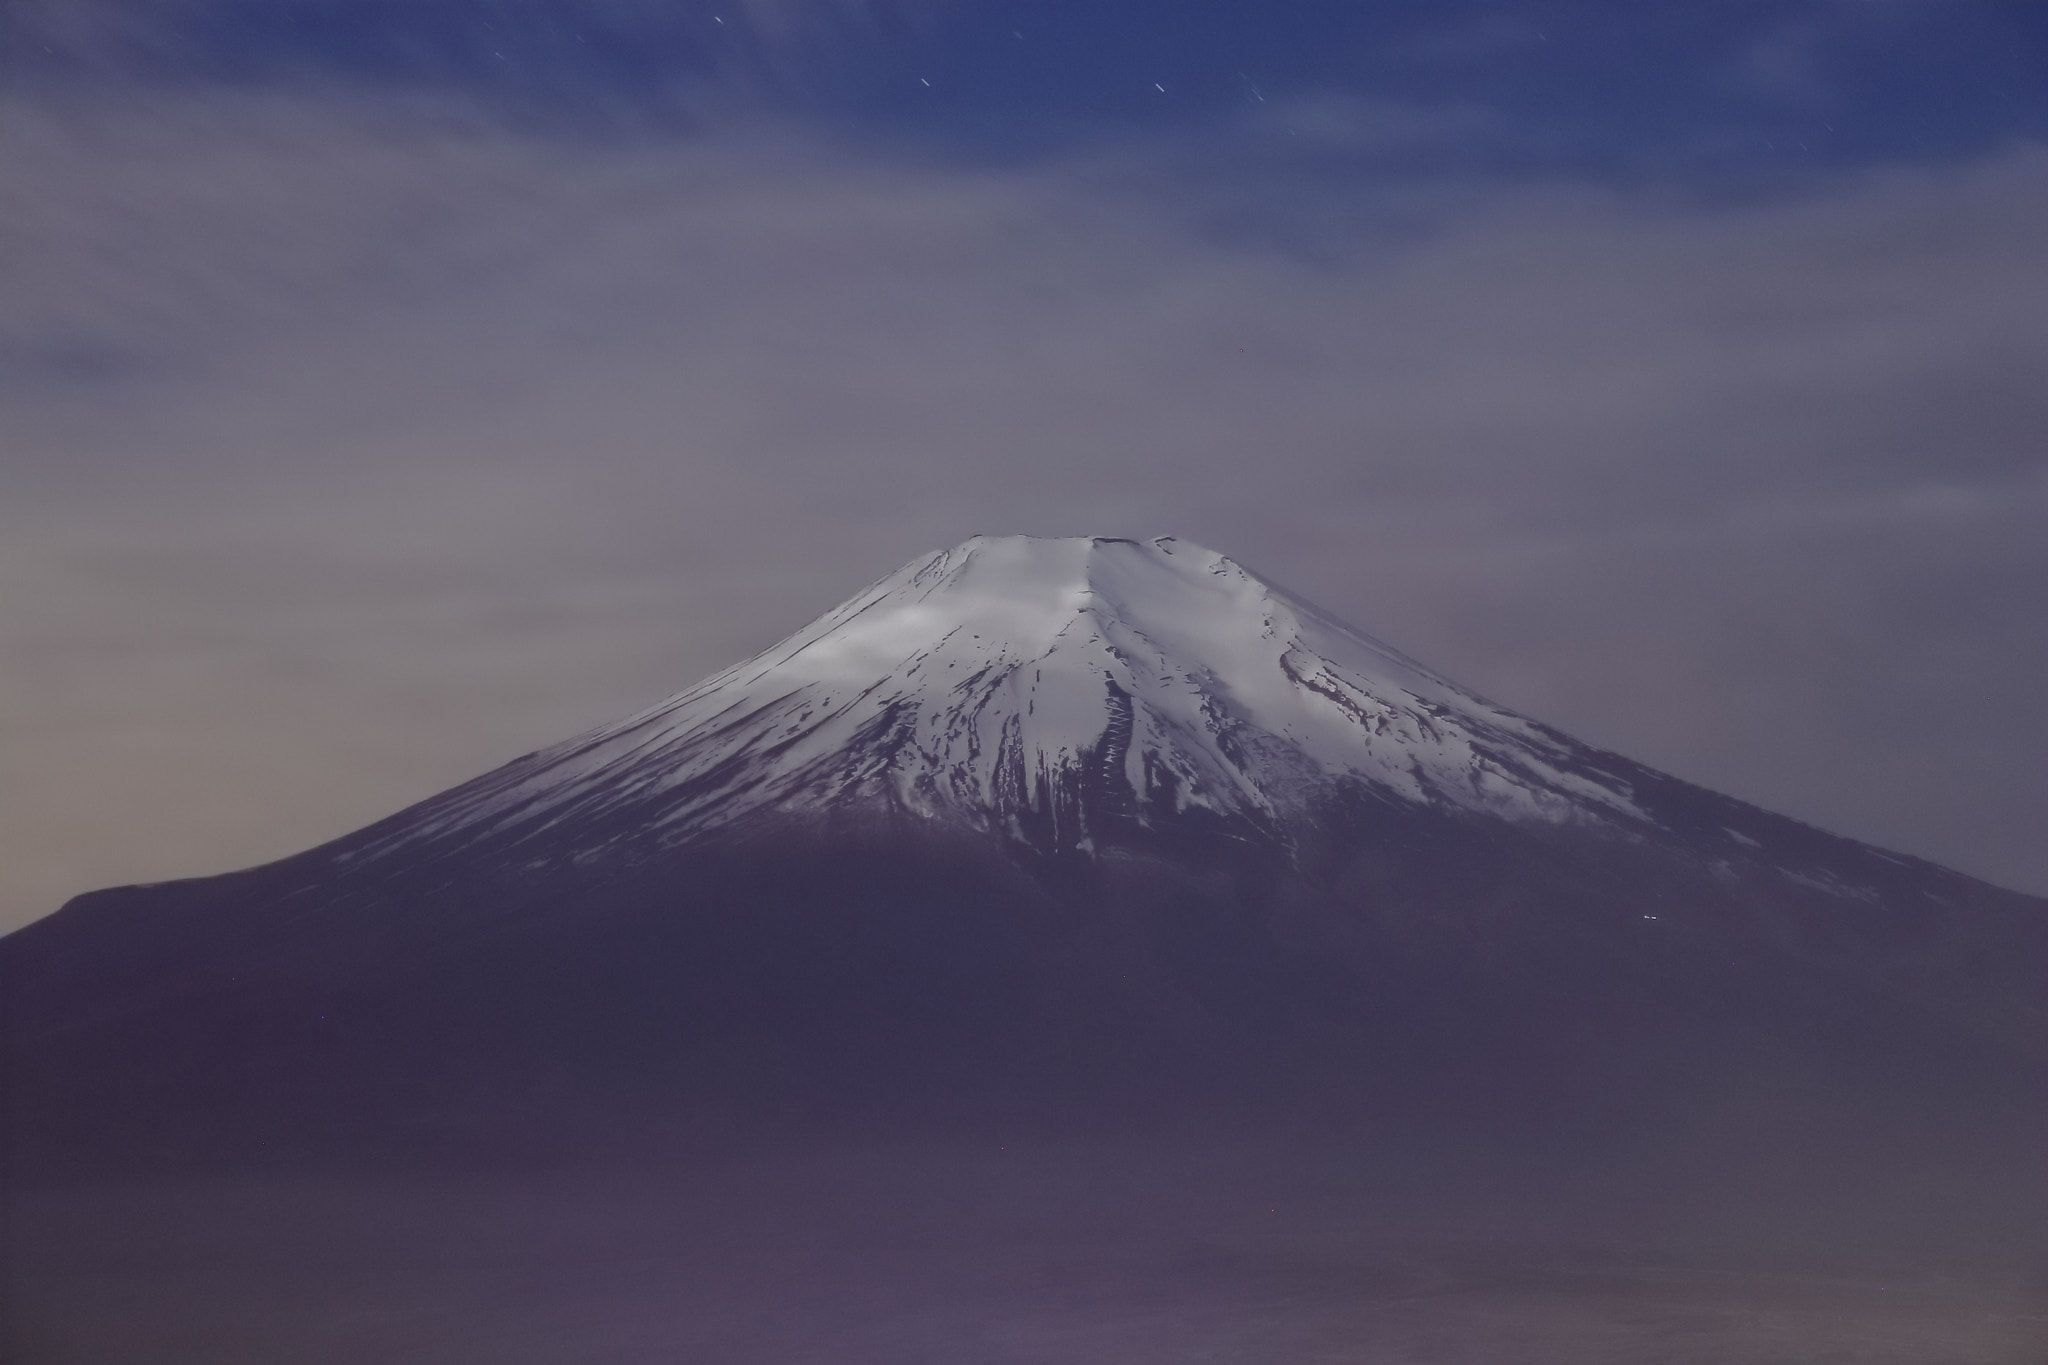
[365,536,1661,859]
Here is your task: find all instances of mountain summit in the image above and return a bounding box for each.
[379,535,1645,869]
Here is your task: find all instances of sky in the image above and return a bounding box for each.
[4,0,2047,933]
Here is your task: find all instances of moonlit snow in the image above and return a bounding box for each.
[374,536,1654,861]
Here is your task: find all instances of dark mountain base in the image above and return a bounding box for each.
[9,817,2048,1361]
[11,811,2044,1170]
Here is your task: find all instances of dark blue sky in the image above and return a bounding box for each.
[24,0,2048,167]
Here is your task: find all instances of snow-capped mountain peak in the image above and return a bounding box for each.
[360,532,1654,863]
[361,535,1655,864]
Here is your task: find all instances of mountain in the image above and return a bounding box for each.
[8,535,2046,1175]
[10,534,2048,1365]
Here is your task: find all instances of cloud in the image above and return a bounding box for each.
[3,91,2045,930]
[10,0,966,99]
